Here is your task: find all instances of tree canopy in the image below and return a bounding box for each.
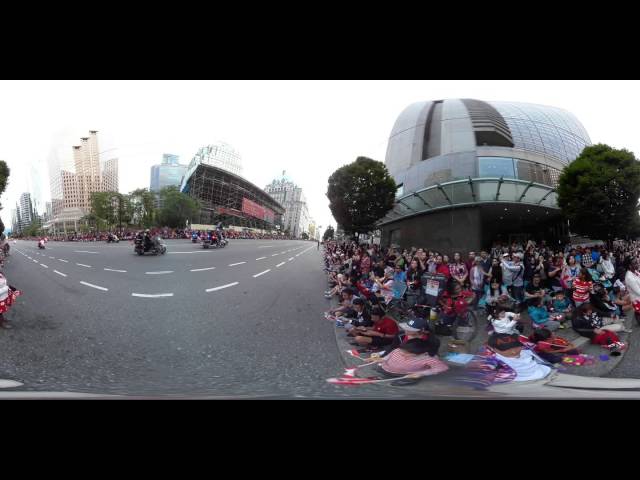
[322,226,335,241]
[156,186,200,228]
[557,144,640,241]
[326,157,396,236]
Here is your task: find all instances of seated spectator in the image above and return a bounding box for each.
[392,264,406,284]
[572,303,628,354]
[550,290,573,316]
[372,259,386,279]
[352,307,399,349]
[528,296,564,331]
[0,272,21,329]
[612,285,631,317]
[461,333,554,386]
[439,279,474,327]
[345,298,373,335]
[528,328,580,364]
[328,288,357,318]
[572,268,594,308]
[483,278,516,315]
[488,306,523,335]
[590,283,618,318]
[524,273,548,307]
[372,267,395,304]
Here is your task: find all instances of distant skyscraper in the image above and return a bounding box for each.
[150,154,187,192]
[264,176,311,238]
[187,143,243,178]
[18,192,34,231]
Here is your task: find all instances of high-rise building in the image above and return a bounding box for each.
[47,130,119,229]
[188,143,243,178]
[264,176,311,238]
[18,192,34,231]
[150,153,187,192]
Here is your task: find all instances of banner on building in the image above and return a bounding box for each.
[242,198,275,223]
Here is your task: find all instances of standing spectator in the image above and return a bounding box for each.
[501,253,525,308]
[450,252,468,287]
[465,251,476,277]
[405,260,423,307]
[360,251,371,279]
[469,257,485,310]
[624,257,640,325]
[435,255,451,279]
[546,255,564,293]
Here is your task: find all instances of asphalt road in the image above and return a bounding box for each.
[0,238,391,397]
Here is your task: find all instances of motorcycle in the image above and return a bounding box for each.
[38,240,45,250]
[134,237,167,256]
[202,236,212,249]
[106,234,120,244]
[191,233,199,243]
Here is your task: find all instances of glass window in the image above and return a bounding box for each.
[478,157,516,179]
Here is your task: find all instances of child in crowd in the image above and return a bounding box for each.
[528,296,564,331]
[487,306,524,335]
[550,291,573,316]
[528,328,580,364]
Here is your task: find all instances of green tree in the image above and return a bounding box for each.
[129,188,157,228]
[323,226,335,241]
[301,232,309,240]
[0,161,10,234]
[90,192,114,227]
[157,186,200,228]
[327,157,396,237]
[557,144,640,243]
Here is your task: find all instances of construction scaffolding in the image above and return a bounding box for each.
[182,164,284,231]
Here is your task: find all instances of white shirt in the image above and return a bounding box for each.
[625,270,640,304]
[495,349,551,382]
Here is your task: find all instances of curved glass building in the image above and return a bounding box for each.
[380,99,591,252]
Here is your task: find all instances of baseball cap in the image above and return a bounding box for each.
[488,333,523,351]
[399,317,428,332]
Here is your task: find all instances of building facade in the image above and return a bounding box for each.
[18,192,34,231]
[264,177,311,238]
[380,99,592,253]
[181,143,284,231]
[150,153,187,192]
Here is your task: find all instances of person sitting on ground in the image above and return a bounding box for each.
[550,290,573,316]
[581,247,595,268]
[597,250,615,282]
[590,283,619,318]
[328,288,357,318]
[572,303,628,354]
[325,273,350,298]
[483,278,516,315]
[352,307,399,349]
[372,267,395,304]
[372,317,448,380]
[524,273,548,307]
[439,278,474,327]
[345,298,373,335]
[460,333,554,386]
[528,328,580,364]
[488,306,524,335]
[528,296,564,331]
[612,285,631,317]
[572,268,594,308]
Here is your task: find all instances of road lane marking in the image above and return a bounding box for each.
[256,257,267,260]
[271,254,279,257]
[80,281,108,291]
[253,269,271,278]
[104,268,127,273]
[76,263,92,268]
[53,270,67,277]
[58,259,69,263]
[145,271,173,275]
[258,245,274,248]
[132,293,174,298]
[280,251,286,254]
[40,264,48,268]
[49,256,55,259]
[74,251,99,254]
[190,267,216,272]
[33,259,38,263]
[288,257,294,261]
[276,262,285,267]
[229,262,246,266]
[206,282,239,292]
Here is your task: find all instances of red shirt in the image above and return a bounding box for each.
[573,279,593,303]
[373,317,399,336]
[441,290,473,316]
[436,264,451,278]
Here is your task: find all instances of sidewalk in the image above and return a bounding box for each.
[329,298,631,393]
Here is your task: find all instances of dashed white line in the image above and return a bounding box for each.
[32,259,38,263]
[206,282,239,292]
[271,254,279,257]
[49,256,55,259]
[76,263,92,268]
[58,259,69,263]
[40,264,49,268]
[288,257,294,261]
[190,267,216,272]
[256,257,267,261]
[276,262,285,267]
[132,293,174,298]
[53,270,67,277]
[280,251,286,254]
[74,251,99,254]
[145,271,173,275]
[253,269,271,278]
[104,268,127,273]
[229,262,246,266]
[80,281,108,291]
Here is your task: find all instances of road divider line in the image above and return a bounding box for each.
[76,263,92,268]
[280,251,286,254]
[74,251,99,254]
[80,281,108,291]
[58,259,69,263]
[256,257,267,260]
[288,257,294,261]
[271,254,279,257]
[206,282,239,292]
[253,269,271,278]
[229,262,246,266]
[104,268,127,273]
[40,264,48,268]
[145,271,174,275]
[49,256,55,259]
[53,270,67,277]
[33,259,38,263]
[132,293,174,298]
[276,262,285,267]
[190,267,216,272]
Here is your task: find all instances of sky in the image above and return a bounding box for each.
[1,80,640,233]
